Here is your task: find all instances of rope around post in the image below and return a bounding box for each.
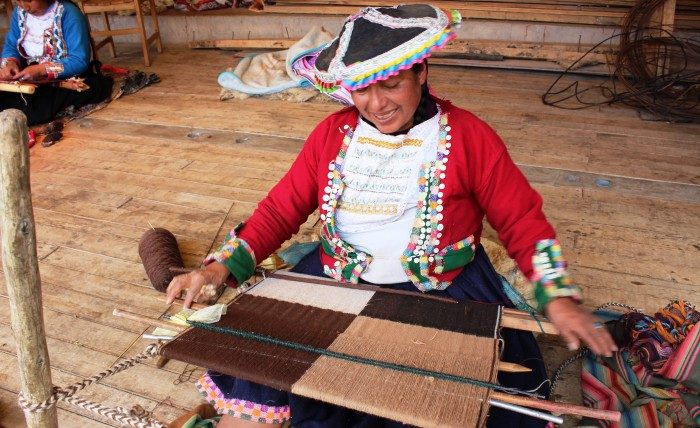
[17,343,166,428]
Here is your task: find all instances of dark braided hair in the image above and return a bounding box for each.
[411,61,437,127]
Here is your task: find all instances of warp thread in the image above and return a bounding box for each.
[188,321,537,398]
[139,227,185,292]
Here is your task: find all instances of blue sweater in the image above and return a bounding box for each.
[2,0,91,79]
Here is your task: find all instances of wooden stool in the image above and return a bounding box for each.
[78,0,162,67]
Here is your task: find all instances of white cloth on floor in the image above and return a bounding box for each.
[218,26,334,95]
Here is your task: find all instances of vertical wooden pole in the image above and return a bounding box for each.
[0,109,58,428]
[651,0,676,76]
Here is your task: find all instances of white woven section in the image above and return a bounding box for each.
[248,276,375,314]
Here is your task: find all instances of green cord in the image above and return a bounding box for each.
[188,321,533,396]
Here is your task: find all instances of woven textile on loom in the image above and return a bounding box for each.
[162,272,503,427]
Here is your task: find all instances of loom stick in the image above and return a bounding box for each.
[497,362,531,373]
[490,391,621,422]
[112,308,186,332]
[0,81,36,94]
[489,399,563,424]
[501,308,558,335]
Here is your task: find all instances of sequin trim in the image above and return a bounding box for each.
[398,113,452,291]
[196,372,290,424]
[531,239,582,311]
[320,124,373,283]
[321,112,471,289]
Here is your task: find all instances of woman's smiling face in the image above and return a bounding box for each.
[350,64,427,134]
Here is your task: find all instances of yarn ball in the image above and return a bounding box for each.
[139,228,185,292]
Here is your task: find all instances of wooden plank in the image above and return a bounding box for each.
[30,190,223,239]
[520,164,700,204]
[536,184,699,239]
[0,296,140,358]
[189,38,296,49]
[31,207,213,256]
[262,3,628,26]
[0,279,154,334]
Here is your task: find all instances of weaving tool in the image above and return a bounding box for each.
[160,271,620,426]
[0,81,37,94]
[0,77,90,93]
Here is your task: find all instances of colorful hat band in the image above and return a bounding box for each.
[293,5,461,100]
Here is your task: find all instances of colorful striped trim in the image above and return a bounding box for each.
[204,226,256,285]
[531,239,582,312]
[196,372,290,424]
[341,28,456,91]
[303,6,461,96]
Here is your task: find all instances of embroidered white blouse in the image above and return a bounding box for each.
[336,113,440,283]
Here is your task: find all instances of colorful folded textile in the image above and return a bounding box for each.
[582,301,699,427]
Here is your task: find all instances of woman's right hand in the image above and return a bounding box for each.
[0,62,20,80]
[166,262,230,308]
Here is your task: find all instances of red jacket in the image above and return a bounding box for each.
[206,98,581,310]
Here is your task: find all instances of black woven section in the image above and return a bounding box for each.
[359,294,500,338]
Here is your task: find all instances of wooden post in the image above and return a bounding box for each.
[0,109,58,428]
[651,0,677,76]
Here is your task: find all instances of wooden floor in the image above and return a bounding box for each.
[0,45,698,426]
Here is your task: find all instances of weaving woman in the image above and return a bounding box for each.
[166,4,617,427]
[0,0,113,126]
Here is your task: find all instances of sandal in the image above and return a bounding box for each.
[41,131,63,147]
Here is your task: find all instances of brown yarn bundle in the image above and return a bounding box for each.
[139,228,185,292]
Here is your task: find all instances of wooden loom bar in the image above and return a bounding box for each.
[0,109,58,428]
[0,82,37,94]
[491,391,621,422]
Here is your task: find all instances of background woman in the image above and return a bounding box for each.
[0,0,113,126]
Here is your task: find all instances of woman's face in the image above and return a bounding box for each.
[350,64,427,134]
[18,0,50,15]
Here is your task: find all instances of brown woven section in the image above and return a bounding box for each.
[292,316,497,427]
[138,228,184,292]
[361,293,500,337]
[161,295,356,391]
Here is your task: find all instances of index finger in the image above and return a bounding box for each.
[165,276,185,304]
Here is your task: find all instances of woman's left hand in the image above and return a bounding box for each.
[14,64,47,81]
[545,297,618,357]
